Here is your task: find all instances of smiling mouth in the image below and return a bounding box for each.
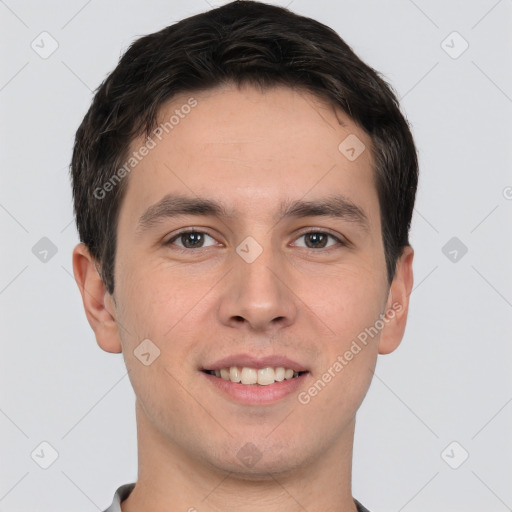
[202,367,309,386]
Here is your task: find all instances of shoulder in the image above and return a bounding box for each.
[355,498,372,512]
[101,483,136,512]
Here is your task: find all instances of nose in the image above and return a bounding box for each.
[217,240,297,334]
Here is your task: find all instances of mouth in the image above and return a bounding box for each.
[201,367,310,405]
[200,354,310,404]
[201,367,309,386]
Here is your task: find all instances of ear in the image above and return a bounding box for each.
[72,243,122,353]
[378,245,414,355]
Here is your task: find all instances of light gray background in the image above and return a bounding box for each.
[1,1,511,511]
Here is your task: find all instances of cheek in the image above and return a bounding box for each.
[306,267,387,339]
[114,270,197,425]
[115,255,192,335]
[300,302,381,422]
[113,259,213,389]
[304,268,385,406]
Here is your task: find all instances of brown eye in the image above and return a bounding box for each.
[294,231,343,250]
[304,232,328,248]
[166,231,216,249]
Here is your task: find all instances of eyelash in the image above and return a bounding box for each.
[165,228,347,252]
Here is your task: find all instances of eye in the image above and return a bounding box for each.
[165,230,218,249]
[164,229,346,251]
[293,230,344,250]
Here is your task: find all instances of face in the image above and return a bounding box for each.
[74,83,413,478]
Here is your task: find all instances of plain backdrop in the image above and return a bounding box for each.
[1,1,511,511]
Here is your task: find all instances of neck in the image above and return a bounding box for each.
[121,400,359,512]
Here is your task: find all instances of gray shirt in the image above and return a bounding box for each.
[102,483,372,512]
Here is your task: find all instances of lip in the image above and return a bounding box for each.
[202,353,308,372]
[201,370,309,405]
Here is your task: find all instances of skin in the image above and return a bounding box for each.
[73,83,414,512]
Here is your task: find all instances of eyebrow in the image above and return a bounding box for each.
[136,192,370,234]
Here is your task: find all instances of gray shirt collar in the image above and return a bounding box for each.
[102,483,371,512]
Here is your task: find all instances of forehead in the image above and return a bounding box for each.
[118,83,378,227]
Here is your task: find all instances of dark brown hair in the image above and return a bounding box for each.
[71,0,418,295]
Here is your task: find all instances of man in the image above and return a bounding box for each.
[71,1,417,511]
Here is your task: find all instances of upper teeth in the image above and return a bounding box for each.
[211,367,302,385]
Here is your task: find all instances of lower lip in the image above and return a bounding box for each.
[201,371,309,405]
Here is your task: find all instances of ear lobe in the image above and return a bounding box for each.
[72,243,122,353]
[378,245,414,355]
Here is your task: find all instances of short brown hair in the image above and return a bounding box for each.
[71,0,418,294]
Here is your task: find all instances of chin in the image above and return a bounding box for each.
[202,438,308,480]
